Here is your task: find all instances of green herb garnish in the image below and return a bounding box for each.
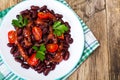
[12,15,28,28]
[32,44,46,61]
[53,21,68,36]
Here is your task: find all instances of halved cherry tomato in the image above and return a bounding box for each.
[38,12,48,19]
[52,52,63,62]
[8,30,17,43]
[46,43,58,53]
[27,53,38,66]
[32,27,42,41]
[47,13,56,20]
[38,12,55,20]
[58,34,64,39]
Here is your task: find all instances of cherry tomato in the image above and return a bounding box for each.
[38,12,48,19]
[27,53,38,66]
[8,30,17,43]
[47,12,56,20]
[58,34,64,39]
[46,43,58,53]
[38,12,55,20]
[32,27,42,41]
[52,52,63,62]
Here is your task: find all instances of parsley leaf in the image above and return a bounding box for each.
[53,21,69,36]
[53,21,61,28]
[39,44,46,52]
[32,44,46,61]
[18,15,23,24]
[54,29,62,36]
[32,46,38,51]
[36,51,45,61]
[23,18,28,26]
[12,20,22,27]
[12,15,28,28]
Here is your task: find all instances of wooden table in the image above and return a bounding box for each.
[0,0,120,80]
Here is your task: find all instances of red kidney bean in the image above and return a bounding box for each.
[47,39,53,44]
[20,9,29,15]
[55,14,63,19]
[44,60,50,66]
[50,10,55,15]
[58,19,64,24]
[13,51,20,57]
[28,48,34,56]
[37,67,44,73]
[17,28,23,36]
[64,22,71,29]
[63,43,69,48]
[30,10,37,19]
[42,36,48,44]
[42,28,48,34]
[65,35,72,44]
[45,9,51,13]
[38,39,43,44]
[21,63,30,69]
[23,45,30,49]
[17,36,24,42]
[15,57,23,63]
[31,5,39,11]
[39,5,47,12]
[34,43,40,47]
[46,54,53,60]
[10,46,17,54]
[63,48,69,53]
[68,38,73,44]
[48,20,54,26]
[31,35,35,42]
[43,67,51,76]
[39,25,45,30]
[35,65,42,71]
[16,15,19,19]
[37,63,46,73]
[50,63,56,70]
[7,43,14,47]
[35,62,45,70]
[65,33,71,38]
[63,51,70,60]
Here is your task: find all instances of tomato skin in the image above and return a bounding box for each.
[47,13,56,20]
[38,12,48,19]
[32,27,42,41]
[46,44,58,53]
[8,30,17,43]
[27,53,38,66]
[38,12,55,20]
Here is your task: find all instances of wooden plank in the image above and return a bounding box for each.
[66,0,109,80]
[106,0,120,80]
[0,0,21,11]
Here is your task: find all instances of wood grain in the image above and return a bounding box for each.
[0,0,120,80]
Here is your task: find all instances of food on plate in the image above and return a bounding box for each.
[7,5,73,76]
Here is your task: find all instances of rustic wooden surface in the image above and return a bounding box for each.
[0,0,120,80]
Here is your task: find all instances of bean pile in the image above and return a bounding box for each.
[7,5,73,76]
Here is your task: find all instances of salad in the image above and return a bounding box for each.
[7,5,73,76]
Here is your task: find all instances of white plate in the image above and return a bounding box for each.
[0,0,84,80]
